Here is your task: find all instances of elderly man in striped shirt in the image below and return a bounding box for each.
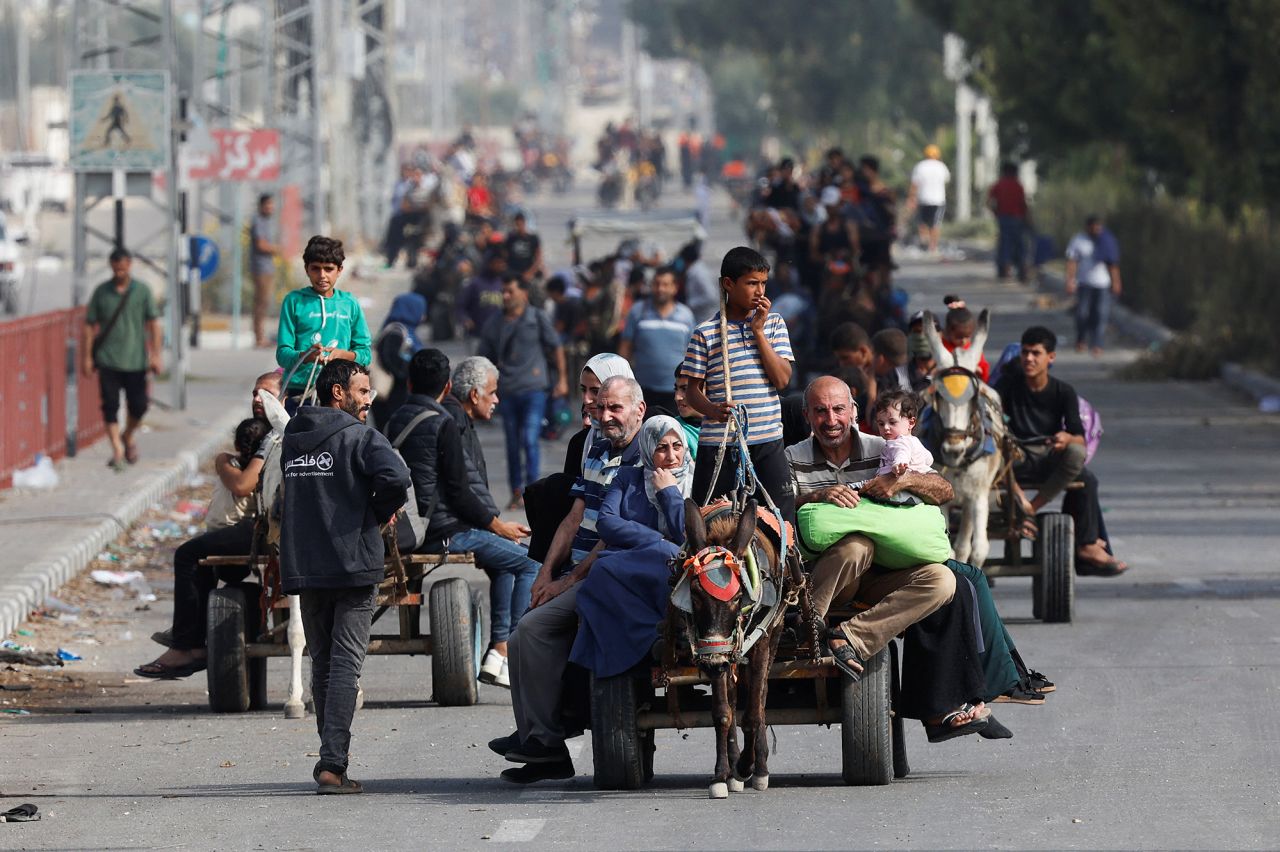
[492,375,646,783]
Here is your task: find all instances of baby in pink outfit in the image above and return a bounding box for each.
[873,389,933,481]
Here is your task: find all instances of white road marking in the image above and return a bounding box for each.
[491,819,547,842]
[1172,578,1209,593]
[1224,604,1260,619]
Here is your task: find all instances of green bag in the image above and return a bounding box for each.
[796,500,951,569]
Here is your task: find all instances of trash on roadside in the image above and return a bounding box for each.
[11,454,59,490]
[15,630,32,637]
[88,570,156,602]
[1,640,33,653]
[56,649,82,662]
[0,803,41,821]
[174,500,207,519]
[43,596,82,615]
[147,520,185,540]
[0,708,32,716]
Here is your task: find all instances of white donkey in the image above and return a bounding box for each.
[257,390,309,719]
[920,310,1008,568]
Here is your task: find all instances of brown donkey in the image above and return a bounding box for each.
[676,498,792,798]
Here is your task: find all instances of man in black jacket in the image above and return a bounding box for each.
[281,360,410,794]
[386,350,537,690]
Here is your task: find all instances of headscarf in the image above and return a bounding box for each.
[580,353,636,467]
[639,415,694,536]
[381,292,427,353]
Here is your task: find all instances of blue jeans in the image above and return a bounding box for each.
[1075,286,1112,350]
[995,215,1026,278]
[447,527,539,644]
[499,389,547,493]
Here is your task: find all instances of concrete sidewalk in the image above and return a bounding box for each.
[0,347,271,640]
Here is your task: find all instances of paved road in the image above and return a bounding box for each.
[2,184,1279,850]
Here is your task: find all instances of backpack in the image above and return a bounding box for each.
[369,322,412,398]
[389,408,438,551]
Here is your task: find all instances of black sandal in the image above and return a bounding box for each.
[825,629,866,682]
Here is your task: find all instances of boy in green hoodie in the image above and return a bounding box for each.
[276,236,372,401]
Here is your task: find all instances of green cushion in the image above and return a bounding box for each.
[796,500,951,569]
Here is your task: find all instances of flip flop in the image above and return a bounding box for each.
[107,457,127,472]
[133,659,207,679]
[925,703,989,743]
[0,804,40,822]
[1077,558,1128,577]
[150,629,175,648]
[124,443,139,465]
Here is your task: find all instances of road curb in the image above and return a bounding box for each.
[1036,270,1278,404]
[0,408,244,641]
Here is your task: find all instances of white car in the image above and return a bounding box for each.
[0,214,27,315]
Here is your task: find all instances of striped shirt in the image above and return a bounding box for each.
[682,312,794,446]
[567,434,642,559]
[786,434,886,497]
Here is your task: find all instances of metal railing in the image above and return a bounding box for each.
[0,307,104,487]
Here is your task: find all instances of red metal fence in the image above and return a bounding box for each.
[0,307,104,487]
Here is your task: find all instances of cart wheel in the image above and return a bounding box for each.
[207,587,251,713]
[841,646,893,786]
[889,641,909,779]
[1037,512,1075,623]
[590,672,647,790]
[429,578,479,706]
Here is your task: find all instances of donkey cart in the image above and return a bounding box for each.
[590,630,909,792]
[198,544,485,714]
[975,435,1077,624]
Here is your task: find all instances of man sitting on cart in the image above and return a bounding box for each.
[491,375,647,784]
[787,376,989,741]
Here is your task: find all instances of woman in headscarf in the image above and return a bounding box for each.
[570,415,693,678]
[565,352,635,475]
[370,292,426,427]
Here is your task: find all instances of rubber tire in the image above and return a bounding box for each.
[841,646,893,786]
[429,578,479,706]
[207,587,251,713]
[1037,512,1075,623]
[590,672,646,790]
[889,641,909,779]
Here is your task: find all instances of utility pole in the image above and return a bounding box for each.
[944,33,974,223]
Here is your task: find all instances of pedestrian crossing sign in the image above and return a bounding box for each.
[69,71,171,172]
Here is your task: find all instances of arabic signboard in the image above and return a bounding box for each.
[186,129,282,182]
[69,71,171,172]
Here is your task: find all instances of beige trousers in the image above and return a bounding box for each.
[808,534,955,660]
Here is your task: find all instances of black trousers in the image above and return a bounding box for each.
[691,437,795,523]
[97,366,148,424]
[1015,452,1103,548]
[897,576,987,721]
[170,519,254,650]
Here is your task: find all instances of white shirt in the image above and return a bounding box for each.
[911,159,951,206]
[1065,233,1114,288]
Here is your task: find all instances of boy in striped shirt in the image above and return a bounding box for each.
[681,246,796,520]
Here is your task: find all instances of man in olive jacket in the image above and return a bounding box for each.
[281,360,410,794]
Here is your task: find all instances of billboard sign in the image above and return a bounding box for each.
[69,71,171,172]
[186,129,282,182]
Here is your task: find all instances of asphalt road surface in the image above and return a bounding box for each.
[2,183,1279,850]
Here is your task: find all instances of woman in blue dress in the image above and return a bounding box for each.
[570,415,693,678]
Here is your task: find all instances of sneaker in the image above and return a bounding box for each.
[494,656,510,689]
[479,649,505,685]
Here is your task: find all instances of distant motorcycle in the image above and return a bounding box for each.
[598,167,623,209]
